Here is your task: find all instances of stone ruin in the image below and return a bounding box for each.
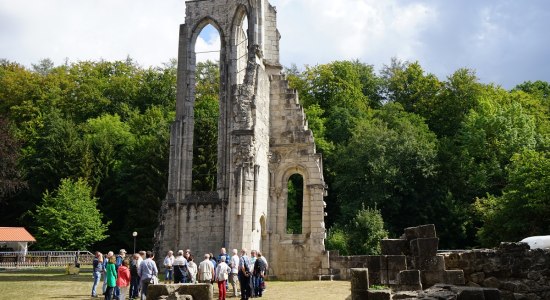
[155,0,328,281]
[341,224,550,300]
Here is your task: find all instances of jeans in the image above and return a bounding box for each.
[165,268,174,282]
[91,271,101,296]
[253,275,264,296]
[130,275,140,298]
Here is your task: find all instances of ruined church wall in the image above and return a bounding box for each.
[159,202,225,257]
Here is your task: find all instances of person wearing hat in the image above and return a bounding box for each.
[114,249,127,299]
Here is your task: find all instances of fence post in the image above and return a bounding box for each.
[46,254,50,267]
[15,253,19,268]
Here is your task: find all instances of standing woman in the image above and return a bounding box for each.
[116,259,131,300]
[105,255,117,300]
[215,256,231,300]
[91,251,103,298]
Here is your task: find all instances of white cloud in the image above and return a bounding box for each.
[1,0,548,88]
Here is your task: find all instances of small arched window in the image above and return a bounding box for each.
[286,174,303,234]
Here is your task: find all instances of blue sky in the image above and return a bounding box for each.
[1,0,549,89]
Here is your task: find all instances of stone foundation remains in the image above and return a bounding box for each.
[442,243,550,300]
[147,283,213,300]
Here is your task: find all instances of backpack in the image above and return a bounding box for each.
[130,261,138,277]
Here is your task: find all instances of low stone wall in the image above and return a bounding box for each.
[442,243,550,300]
[147,283,213,300]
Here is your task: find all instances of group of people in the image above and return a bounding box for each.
[91,247,268,300]
[162,247,268,300]
[91,249,158,300]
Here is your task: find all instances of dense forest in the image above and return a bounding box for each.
[0,57,548,254]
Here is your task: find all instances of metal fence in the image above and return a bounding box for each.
[0,251,94,268]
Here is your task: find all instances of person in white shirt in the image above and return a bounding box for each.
[187,255,198,283]
[215,256,231,300]
[198,254,215,283]
[173,250,188,283]
[163,250,175,284]
[229,249,240,297]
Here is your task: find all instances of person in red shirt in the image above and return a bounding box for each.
[116,259,131,300]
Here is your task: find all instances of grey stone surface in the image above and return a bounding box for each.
[382,239,410,256]
[367,290,392,300]
[351,268,369,300]
[147,284,212,300]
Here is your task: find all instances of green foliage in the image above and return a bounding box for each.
[32,178,110,250]
[0,116,26,201]
[193,61,220,191]
[325,226,349,255]
[474,150,550,246]
[325,207,388,255]
[332,103,439,233]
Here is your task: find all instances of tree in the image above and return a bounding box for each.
[32,178,110,250]
[474,150,550,246]
[326,207,388,255]
[332,103,439,234]
[193,61,220,191]
[0,116,26,202]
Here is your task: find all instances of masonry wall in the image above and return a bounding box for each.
[442,244,550,300]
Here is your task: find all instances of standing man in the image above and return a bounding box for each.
[138,251,158,300]
[91,251,103,298]
[198,254,215,283]
[229,249,240,298]
[173,250,188,283]
[129,253,142,299]
[238,249,252,300]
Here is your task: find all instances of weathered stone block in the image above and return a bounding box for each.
[351,268,370,291]
[398,270,421,286]
[483,277,501,289]
[414,255,446,271]
[381,239,409,256]
[387,255,407,271]
[404,224,437,241]
[367,255,383,272]
[483,288,501,300]
[351,268,369,299]
[455,287,486,300]
[421,270,447,287]
[446,270,466,285]
[367,290,392,300]
[411,238,439,257]
[147,284,212,300]
[469,272,486,284]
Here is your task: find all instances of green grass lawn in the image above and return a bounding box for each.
[0,267,351,300]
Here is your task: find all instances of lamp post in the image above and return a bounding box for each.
[132,231,138,254]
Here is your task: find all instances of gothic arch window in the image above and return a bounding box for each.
[191,22,221,191]
[232,6,249,85]
[286,173,304,234]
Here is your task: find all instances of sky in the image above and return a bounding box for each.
[1,0,549,89]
